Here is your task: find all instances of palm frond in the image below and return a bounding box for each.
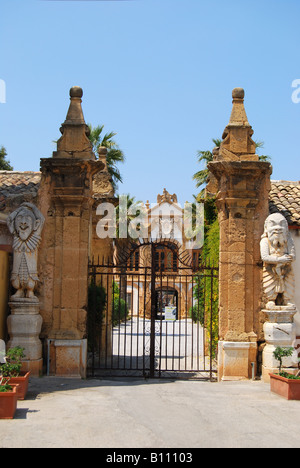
[196,150,213,163]
[212,138,221,148]
[254,140,265,149]
[88,124,125,191]
[259,154,271,162]
[193,169,209,188]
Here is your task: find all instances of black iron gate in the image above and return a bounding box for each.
[87,241,218,380]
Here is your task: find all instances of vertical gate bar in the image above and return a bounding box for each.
[104,263,109,369]
[158,268,163,377]
[203,268,207,371]
[165,270,169,372]
[90,261,96,377]
[178,273,182,371]
[143,267,148,376]
[108,262,114,371]
[150,243,156,378]
[118,273,124,370]
[130,273,134,369]
[122,271,128,370]
[136,272,140,371]
[115,276,121,369]
[210,268,214,381]
[191,273,194,371]
[159,270,164,374]
[172,273,175,371]
[96,263,99,370]
[196,273,200,372]
[185,273,188,371]
[98,263,102,369]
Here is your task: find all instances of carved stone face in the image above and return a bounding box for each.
[14,209,35,241]
[265,213,288,247]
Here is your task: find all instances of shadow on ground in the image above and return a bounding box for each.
[26,375,183,399]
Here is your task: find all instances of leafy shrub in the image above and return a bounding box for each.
[273,346,295,374]
[112,282,129,327]
[189,304,204,326]
[0,383,12,393]
[87,282,107,351]
[0,347,25,378]
[192,216,219,356]
[279,371,300,380]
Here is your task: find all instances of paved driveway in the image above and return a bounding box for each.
[1,376,300,448]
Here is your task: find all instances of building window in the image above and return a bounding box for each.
[155,289,178,320]
[128,250,139,271]
[155,246,178,272]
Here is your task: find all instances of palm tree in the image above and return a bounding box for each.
[0,146,13,170]
[193,138,270,195]
[115,193,144,302]
[192,138,221,197]
[88,124,125,191]
[255,140,271,162]
[115,193,144,241]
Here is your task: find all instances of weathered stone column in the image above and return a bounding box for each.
[39,87,104,377]
[208,88,272,380]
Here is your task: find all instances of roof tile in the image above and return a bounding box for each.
[0,171,41,212]
[269,181,300,227]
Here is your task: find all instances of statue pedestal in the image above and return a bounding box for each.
[48,339,87,378]
[7,300,43,376]
[262,306,299,382]
[218,341,257,381]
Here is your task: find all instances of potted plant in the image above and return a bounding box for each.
[0,347,30,400]
[269,347,300,400]
[0,376,18,419]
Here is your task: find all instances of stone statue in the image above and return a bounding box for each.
[260,212,296,309]
[7,203,45,301]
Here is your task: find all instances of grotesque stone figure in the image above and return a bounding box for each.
[7,203,45,301]
[260,213,296,309]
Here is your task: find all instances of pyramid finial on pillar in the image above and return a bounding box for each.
[53,86,95,160]
[65,86,85,125]
[218,88,258,161]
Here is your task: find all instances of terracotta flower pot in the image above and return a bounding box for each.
[9,371,31,400]
[0,385,18,419]
[270,373,300,400]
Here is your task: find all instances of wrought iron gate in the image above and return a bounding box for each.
[87,241,218,380]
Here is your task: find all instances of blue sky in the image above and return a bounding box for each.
[0,0,299,205]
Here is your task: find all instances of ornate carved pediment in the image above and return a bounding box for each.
[157,188,178,204]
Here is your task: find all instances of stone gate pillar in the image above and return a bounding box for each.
[39,87,104,377]
[208,88,272,380]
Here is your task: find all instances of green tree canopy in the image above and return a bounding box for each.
[0,146,13,171]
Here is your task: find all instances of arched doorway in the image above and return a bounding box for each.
[155,288,178,320]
